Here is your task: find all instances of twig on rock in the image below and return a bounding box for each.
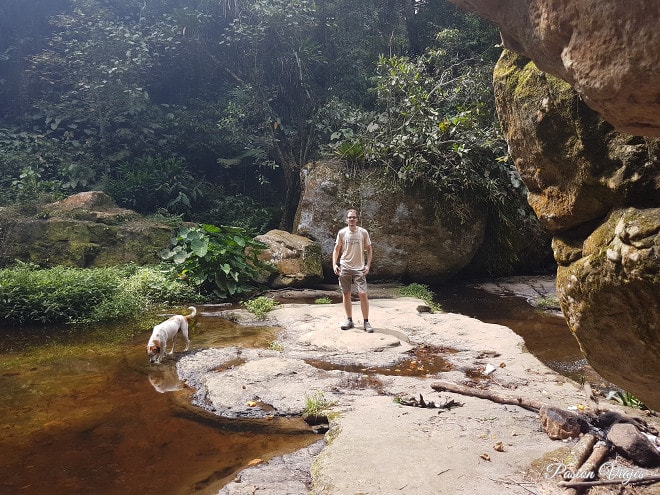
[430,380,545,412]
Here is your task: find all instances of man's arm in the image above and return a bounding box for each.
[364,243,372,275]
[332,235,342,275]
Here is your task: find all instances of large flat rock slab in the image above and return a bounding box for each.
[177,294,660,495]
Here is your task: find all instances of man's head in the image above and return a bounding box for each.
[346,209,358,224]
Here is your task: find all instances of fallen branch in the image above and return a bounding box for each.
[565,433,598,475]
[558,475,660,488]
[562,441,610,494]
[430,380,545,412]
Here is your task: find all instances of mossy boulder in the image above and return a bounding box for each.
[294,160,487,283]
[494,51,660,409]
[0,192,173,267]
[556,208,660,409]
[450,0,660,137]
[493,50,658,233]
[254,229,323,288]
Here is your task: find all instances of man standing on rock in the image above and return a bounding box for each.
[332,208,373,332]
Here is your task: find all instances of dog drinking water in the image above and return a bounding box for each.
[146,306,196,364]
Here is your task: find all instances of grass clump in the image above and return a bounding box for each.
[242,296,279,320]
[303,390,335,416]
[267,341,284,352]
[610,390,647,410]
[0,262,205,325]
[535,295,560,310]
[398,283,441,313]
[314,297,332,304]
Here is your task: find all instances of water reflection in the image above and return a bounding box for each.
[148,365,184,393]
[0,308,316,495]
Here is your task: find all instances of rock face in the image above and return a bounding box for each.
[493,51,660,409]
[254,229,323,288]
[449,0,660,137]
[493,51,658,233]
[294,160,487,282]
[555,208,660,408]
[0,191,173,267]
[607,423,660,468]
[539,405,588,440]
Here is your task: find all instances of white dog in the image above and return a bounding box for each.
[147,306,196,364]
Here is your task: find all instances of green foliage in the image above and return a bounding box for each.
[267,341,284,352]
[0,0,546,265]
[25,0,180,163]
[160,224,271,299]
[0,127,90,206]
[120,264,206,306]
[323,22,547,274]
[535,296,561,311]
[216,0,329,228]
[0,262,200,325]
[363,43,507,218]
[314,297,332,304]
[196,194,278,236]
[102,156,207,216]
[0,263,129,324]
[242,296,279,320]
[398,283,442,313]
[611,391,647,410]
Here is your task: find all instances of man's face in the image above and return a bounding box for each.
[347,213,358,225]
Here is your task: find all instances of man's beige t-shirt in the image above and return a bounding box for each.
[336,226,371,270]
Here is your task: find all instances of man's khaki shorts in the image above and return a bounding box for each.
[338,267,368,294]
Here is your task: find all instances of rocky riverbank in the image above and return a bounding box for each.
[176,282,659,495]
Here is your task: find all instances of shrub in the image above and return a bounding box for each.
[0,263,139,324]
[0,263,205,325]
[242,296,279,320]
[120,264,206,306]
[160,224,272,299]
[102,156,207,217]
[195,194,278,236]
[302,390,334,416]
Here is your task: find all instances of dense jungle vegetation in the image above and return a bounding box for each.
[0,0,547,323]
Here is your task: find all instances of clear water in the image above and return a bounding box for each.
[0,309,316,495]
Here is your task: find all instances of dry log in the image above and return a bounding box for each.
[565,433,598,474]
[562,441,610,494]
[430,380,545,412]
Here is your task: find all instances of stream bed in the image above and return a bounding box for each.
[0,279,593,495]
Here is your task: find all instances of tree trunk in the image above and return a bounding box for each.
[271,123,301,231]
[280,161,301,231]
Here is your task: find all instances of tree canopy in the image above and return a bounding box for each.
[0,0,544,270]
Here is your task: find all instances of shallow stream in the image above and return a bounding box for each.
[0,281,589,495]
[0,311,317,495]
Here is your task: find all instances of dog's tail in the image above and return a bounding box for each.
[185,306,197,320]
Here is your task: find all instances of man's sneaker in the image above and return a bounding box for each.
[364,321,374,333]
[340,319,354,330]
